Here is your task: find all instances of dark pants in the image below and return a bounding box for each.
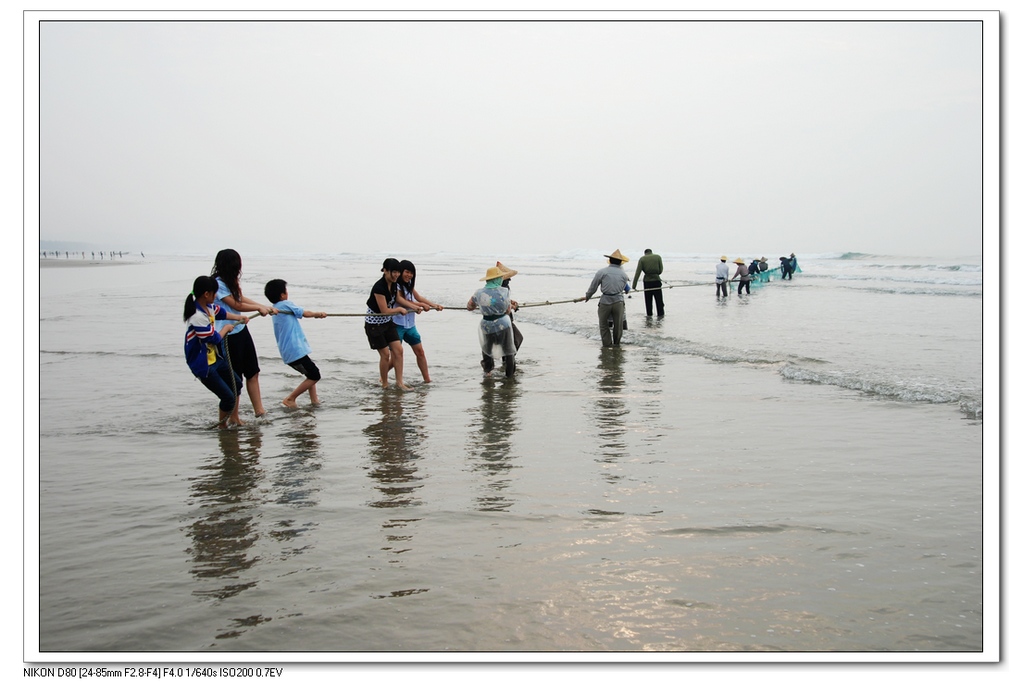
[737,279,751,295]
[643,281,665,316]
[200,356,242,412]
[716,280,728,297]
[597,301,626,347]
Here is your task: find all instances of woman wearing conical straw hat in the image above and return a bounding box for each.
[467,265,519,377]
[583,249,631,347]
[730,257,751,295]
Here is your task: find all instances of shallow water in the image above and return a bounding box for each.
[34,252,985,655]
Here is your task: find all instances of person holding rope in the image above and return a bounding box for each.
[264,278,327,408]
[395,259,441,384]
[584,249,631,347]
[467,265,519,377]
[632,248,665,317]
[731,257,751,295]
[715,256,730,297]
[366,258,412,390]
[211,249,277,418]
[184,276,250,428]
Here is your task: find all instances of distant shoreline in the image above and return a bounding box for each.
[39,259,140,268]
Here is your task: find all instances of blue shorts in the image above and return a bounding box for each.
[396,325,422,346]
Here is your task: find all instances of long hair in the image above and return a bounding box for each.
[211,248,242,301]
[184,275,219,322]
[398,259,416,296]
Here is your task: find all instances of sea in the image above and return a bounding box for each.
[32,249,990,661]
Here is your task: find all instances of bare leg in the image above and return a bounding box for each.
[283,379,317,408]
[377,348,392,388]
[309,384,320,404]
[412,343,431,382]
[219,399,243,428]
[245,373,266,417]
[389,340,411,390]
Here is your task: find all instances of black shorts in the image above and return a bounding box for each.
[365,320,399,350]
[287,356,321,382]
[225,326,260,379]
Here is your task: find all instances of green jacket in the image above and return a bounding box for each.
[633,253,663,288]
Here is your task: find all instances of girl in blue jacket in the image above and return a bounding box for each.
[184,275,250,428]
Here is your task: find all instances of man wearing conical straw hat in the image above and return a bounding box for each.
[583,249,631,347]
[467,264,520,377]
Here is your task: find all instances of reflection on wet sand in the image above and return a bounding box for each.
[467,378,521,512]
[363,391,426,569]
[635,348,664,437]
[363,390,425,510]
[269,413,323,547]
[593,347,629,481]
[186,429,264,602]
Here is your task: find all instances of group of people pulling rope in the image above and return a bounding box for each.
[183,248,796,426]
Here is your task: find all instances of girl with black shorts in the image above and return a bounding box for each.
[365,258,411,390]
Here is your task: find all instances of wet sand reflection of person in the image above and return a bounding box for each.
[592,347,630,486]
[186,430,264,605]
[363,391,426,567]
[269,413,323,546]
[635,348,665,436]
[467,379,522,512]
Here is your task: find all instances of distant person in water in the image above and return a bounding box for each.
[211,248,277,417]
[731,257,751,295]
[584,249,631,347]
[264,278,327,408]
[633,248,665,317]
[467,265,519,377]
[715,256,730,297]
[183,275,250,428]
[780,255,793,280]
[365,258,411,390]
[394,260,441,383]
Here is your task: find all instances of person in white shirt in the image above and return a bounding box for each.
[715,256,730,297]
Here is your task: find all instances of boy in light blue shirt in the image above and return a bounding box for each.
[264,279,327,408]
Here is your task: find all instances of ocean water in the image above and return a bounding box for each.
[33,250,987,657]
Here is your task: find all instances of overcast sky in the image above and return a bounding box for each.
[35,14,987,257]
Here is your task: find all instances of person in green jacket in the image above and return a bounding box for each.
[632,248,665,317]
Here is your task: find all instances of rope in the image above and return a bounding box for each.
[239,281,714,318]
[218,335,239,429]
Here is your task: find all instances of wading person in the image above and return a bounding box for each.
[211,249,277,418]
[715,256,730,297]
[632,248,665,317]
[467,265,519,377]
[395,260,440,383]
[183,275,250,428]
[584,249,631,347]
[365,258,411,390]
[731,257,751,295]
[264,278,327,408]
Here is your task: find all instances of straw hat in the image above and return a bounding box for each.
[733,257,745,265]
[480,265,506,282]
[720,255,727,261]
[496,261,518,279]
[760,257,768,263]
[604,248,629,263]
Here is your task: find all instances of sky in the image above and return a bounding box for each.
[32,12,989,258]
